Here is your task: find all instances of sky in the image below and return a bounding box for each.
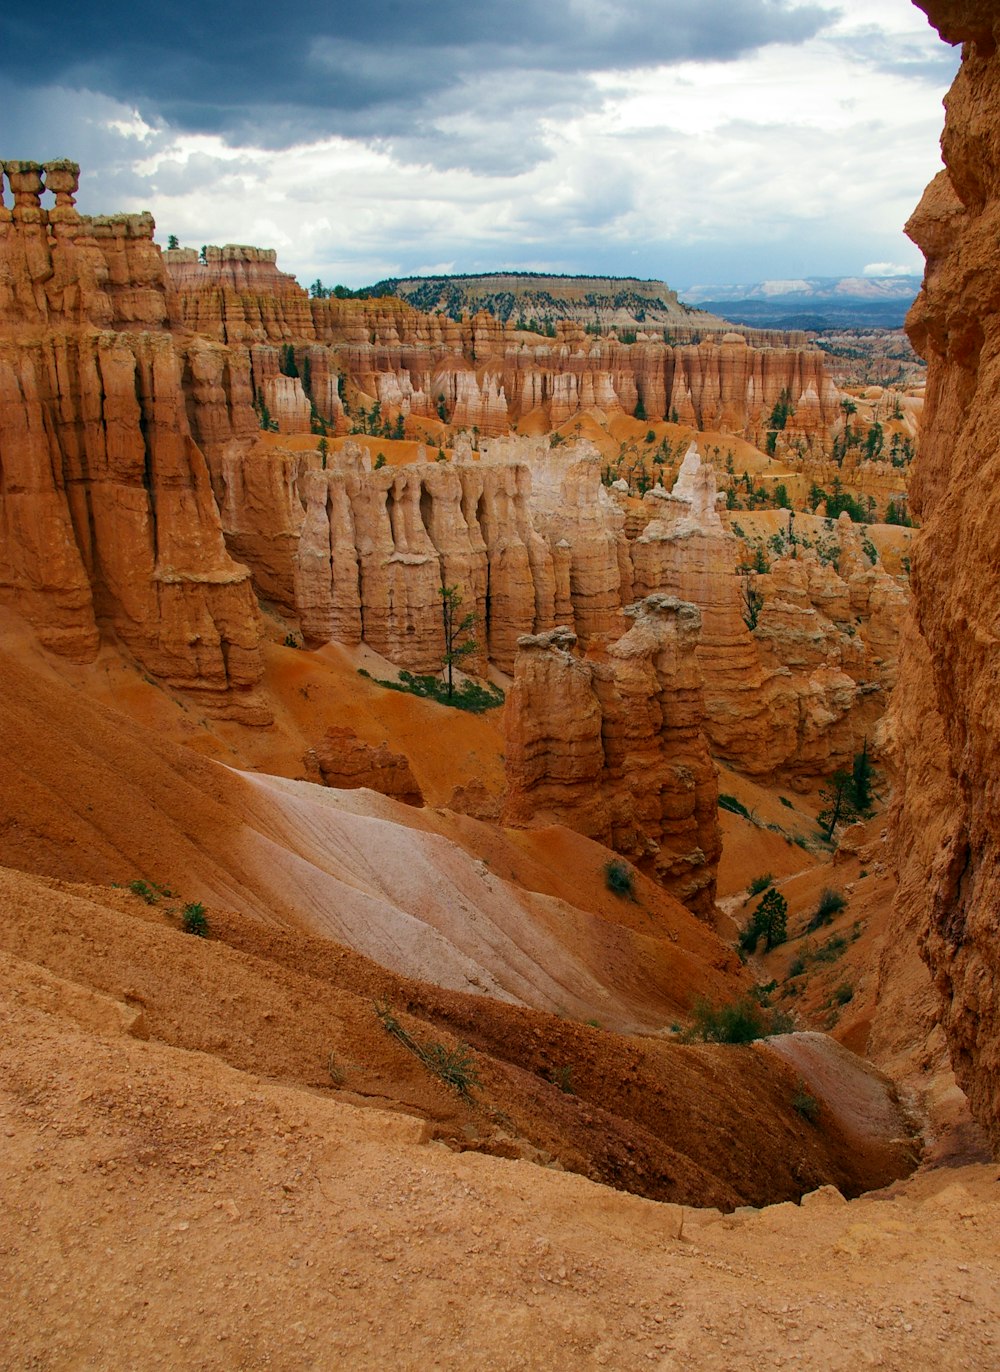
[0,0,958,292]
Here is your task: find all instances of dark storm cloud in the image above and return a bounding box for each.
[2,0,834,168]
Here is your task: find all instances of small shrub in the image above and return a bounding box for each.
[787,955,806,978]
[181,902,208,937]
[685,995,792,1044]
[545,1065,575,1094]
[421,1041,481,1096]
[375,1001,480,1099]
[283,633,301,649]
[128,879,172,905]
[779,796,794,809]
[833,981,854,1006]
[807,887,848,931]
[604,859,636,900]
[747,872,775,897]
[813,934,848,964]
[792,1080,821,1123]
[357,668,504,714]
[719,793,751,819]
[327,1052,346,1086]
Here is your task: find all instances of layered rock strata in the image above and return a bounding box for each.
[503,599,721,918]
[880,1,1000,1152]
[165,253,843,444]
[0,165,267,720]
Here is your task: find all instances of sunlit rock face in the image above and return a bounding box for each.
[502,597,721,919]
[0,165,268,722]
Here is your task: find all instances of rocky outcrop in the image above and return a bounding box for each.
[628,450,905,779]
[630,449,799,773]
[880,1,1000,1153]
[304,726,423,805]
[164,259,845,444]
[502,599,721,917]
[0,164,268,721]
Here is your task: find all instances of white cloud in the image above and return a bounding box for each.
[863,261,921,276]
[2,0,959,289]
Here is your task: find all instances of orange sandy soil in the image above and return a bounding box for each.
[2,903,998,1372]
[2,614,998,1365]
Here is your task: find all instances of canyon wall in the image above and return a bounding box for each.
[165,253,843,445]
[628,449,900,778]
[0,163,889,783]
[880,1,1000,1153]
[0,163,268,721]
[502,599,721,917]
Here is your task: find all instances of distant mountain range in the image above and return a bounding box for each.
[680,276,923,329]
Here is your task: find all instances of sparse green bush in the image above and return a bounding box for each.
[182,902,208,937]
[685,995,793,1044]
[779,796,794,809]
[787,955,806,978]
[604,859,636,900]
[375,1001,480,1099]
[546,1065,575,1094]
[421,1041,481,1096]
[719,793,751,819]
[807,887,847,931]
[747,872,775,897]
[813,934,848,964]
[792,1080,820,1122]
[128,879,172,905]
[357,668,503,714]
[833,981,854,1006]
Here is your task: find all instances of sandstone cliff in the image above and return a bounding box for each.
[503,599,721,917]
[880,0,1000,1153]
[0,164,267,720]
[164,254,843,444]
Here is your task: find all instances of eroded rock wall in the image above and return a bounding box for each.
[502,599,721,918]
[0,163,268,721]
[164,255,844,444]
[880,2,1000,1152]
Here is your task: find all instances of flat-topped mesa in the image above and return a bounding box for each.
[502,596,720,917]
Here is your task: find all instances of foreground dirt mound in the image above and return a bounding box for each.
[0,866,913,1210]
[1,942,996,1372]
[0,629,743,1028]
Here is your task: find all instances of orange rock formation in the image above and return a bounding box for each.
[885,0,1000,1153]
[0,162,268,721]
[503,597,721,917]
[304,725,423,805]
